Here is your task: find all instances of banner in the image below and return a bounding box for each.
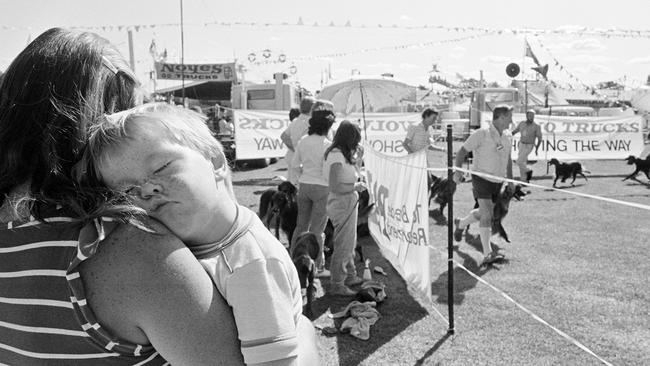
[231,109,454,161]
[346,113,420,156]
[233,110,289,159]
[364,146,431,301]
[482,113,645,160]
[155,62,237,81]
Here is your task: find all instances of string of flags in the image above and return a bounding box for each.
[3,20,650,39]
[529,37,610,99]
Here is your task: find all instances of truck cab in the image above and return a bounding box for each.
[469,87,524,128]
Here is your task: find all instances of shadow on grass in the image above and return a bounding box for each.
[308,236,429,366]
[413,332,452,366]
[431,232,506,305]
[232,178,277,187]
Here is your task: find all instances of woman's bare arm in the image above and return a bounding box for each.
[79,221,244,365]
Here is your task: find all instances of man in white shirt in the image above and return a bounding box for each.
[281,97,315,182]
[452,105,514,266]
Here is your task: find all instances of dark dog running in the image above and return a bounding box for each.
[467,184,527,243]
[623,155,650,181]
[428,173,457,217]
[291,231,320,315]
[258,181,298,244]
[490,184,527,242]
[547,158,588,187]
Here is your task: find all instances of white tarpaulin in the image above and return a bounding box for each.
[364,146,431,300]
[233,110,289,160]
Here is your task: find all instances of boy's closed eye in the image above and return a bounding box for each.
[154,161,172,174]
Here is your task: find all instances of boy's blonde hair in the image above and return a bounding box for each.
[80,102,234,198]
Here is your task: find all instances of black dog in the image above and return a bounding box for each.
[623,155,650,181]
[547,158,588,187]
[323,189,374,262]
[428,173,457,217]
[470,184,527,243]
[258,181,298,244]
[291,231,320,315]
[491,184,527,242]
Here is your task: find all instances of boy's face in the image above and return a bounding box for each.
[99,118,221,244]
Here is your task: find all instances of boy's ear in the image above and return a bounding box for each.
[212,154,228,181]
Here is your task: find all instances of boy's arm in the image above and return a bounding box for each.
[224,257,302,365]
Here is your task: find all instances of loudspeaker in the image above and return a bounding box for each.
[506,63,520,78]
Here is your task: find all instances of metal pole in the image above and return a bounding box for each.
[127,30,135,73]
[446,124,455,334]
[180,0,185,102]
[524,80,528,112]
[359,81,368,141]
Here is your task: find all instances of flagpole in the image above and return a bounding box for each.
[180,0,185,103]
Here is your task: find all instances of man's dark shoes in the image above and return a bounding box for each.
[481,251,505,266]
[453,218,463,242]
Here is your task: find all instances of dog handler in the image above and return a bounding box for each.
[511,109,543,182]
[453,105,515,266]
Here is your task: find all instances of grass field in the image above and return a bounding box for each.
[231,157,650,366]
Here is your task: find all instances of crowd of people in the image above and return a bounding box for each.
[0,28,318,365]
[284,97,367,296]
[0,25,549,365]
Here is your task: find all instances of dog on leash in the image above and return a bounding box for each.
[623,155,650,181]
[428,173,457,217]
[547,158,589,187]
[291,231,320,315]
[258,181,298,244]
[470,184,527,243]
[491,184,527,242]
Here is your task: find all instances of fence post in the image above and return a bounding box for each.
[446,124,455,334]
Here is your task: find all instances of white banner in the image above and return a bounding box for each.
[346,113,421,156]
[482,113,645,160]
[364,146,431,301]
[233,110,290,159]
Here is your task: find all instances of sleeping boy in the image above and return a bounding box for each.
[81,103,305,365]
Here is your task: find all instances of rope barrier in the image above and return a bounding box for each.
[425,244,614,366]
[450,166,650,211]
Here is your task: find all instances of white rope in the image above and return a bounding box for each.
[427,245,614,366]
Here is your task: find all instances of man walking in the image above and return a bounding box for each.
[453,105,514,266]
[511,109,542,182]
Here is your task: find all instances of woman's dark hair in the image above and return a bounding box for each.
[324,121,362,165]
[289,107,300,121]
[308,110,335,136]
[0,28,141,220]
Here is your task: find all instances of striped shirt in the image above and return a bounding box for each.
[0,208,167,365]
[404,123,432,153]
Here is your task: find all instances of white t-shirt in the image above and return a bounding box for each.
[462,125,512,182]
[291,134,331,186]
[324,149,358,185]
[192,206,302,364]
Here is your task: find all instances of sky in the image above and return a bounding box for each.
[1,0,650,94]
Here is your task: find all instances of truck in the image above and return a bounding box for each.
[468,87,524,129]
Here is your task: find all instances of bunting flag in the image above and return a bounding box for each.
[525,39,541,66]
[531,64,549,79]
